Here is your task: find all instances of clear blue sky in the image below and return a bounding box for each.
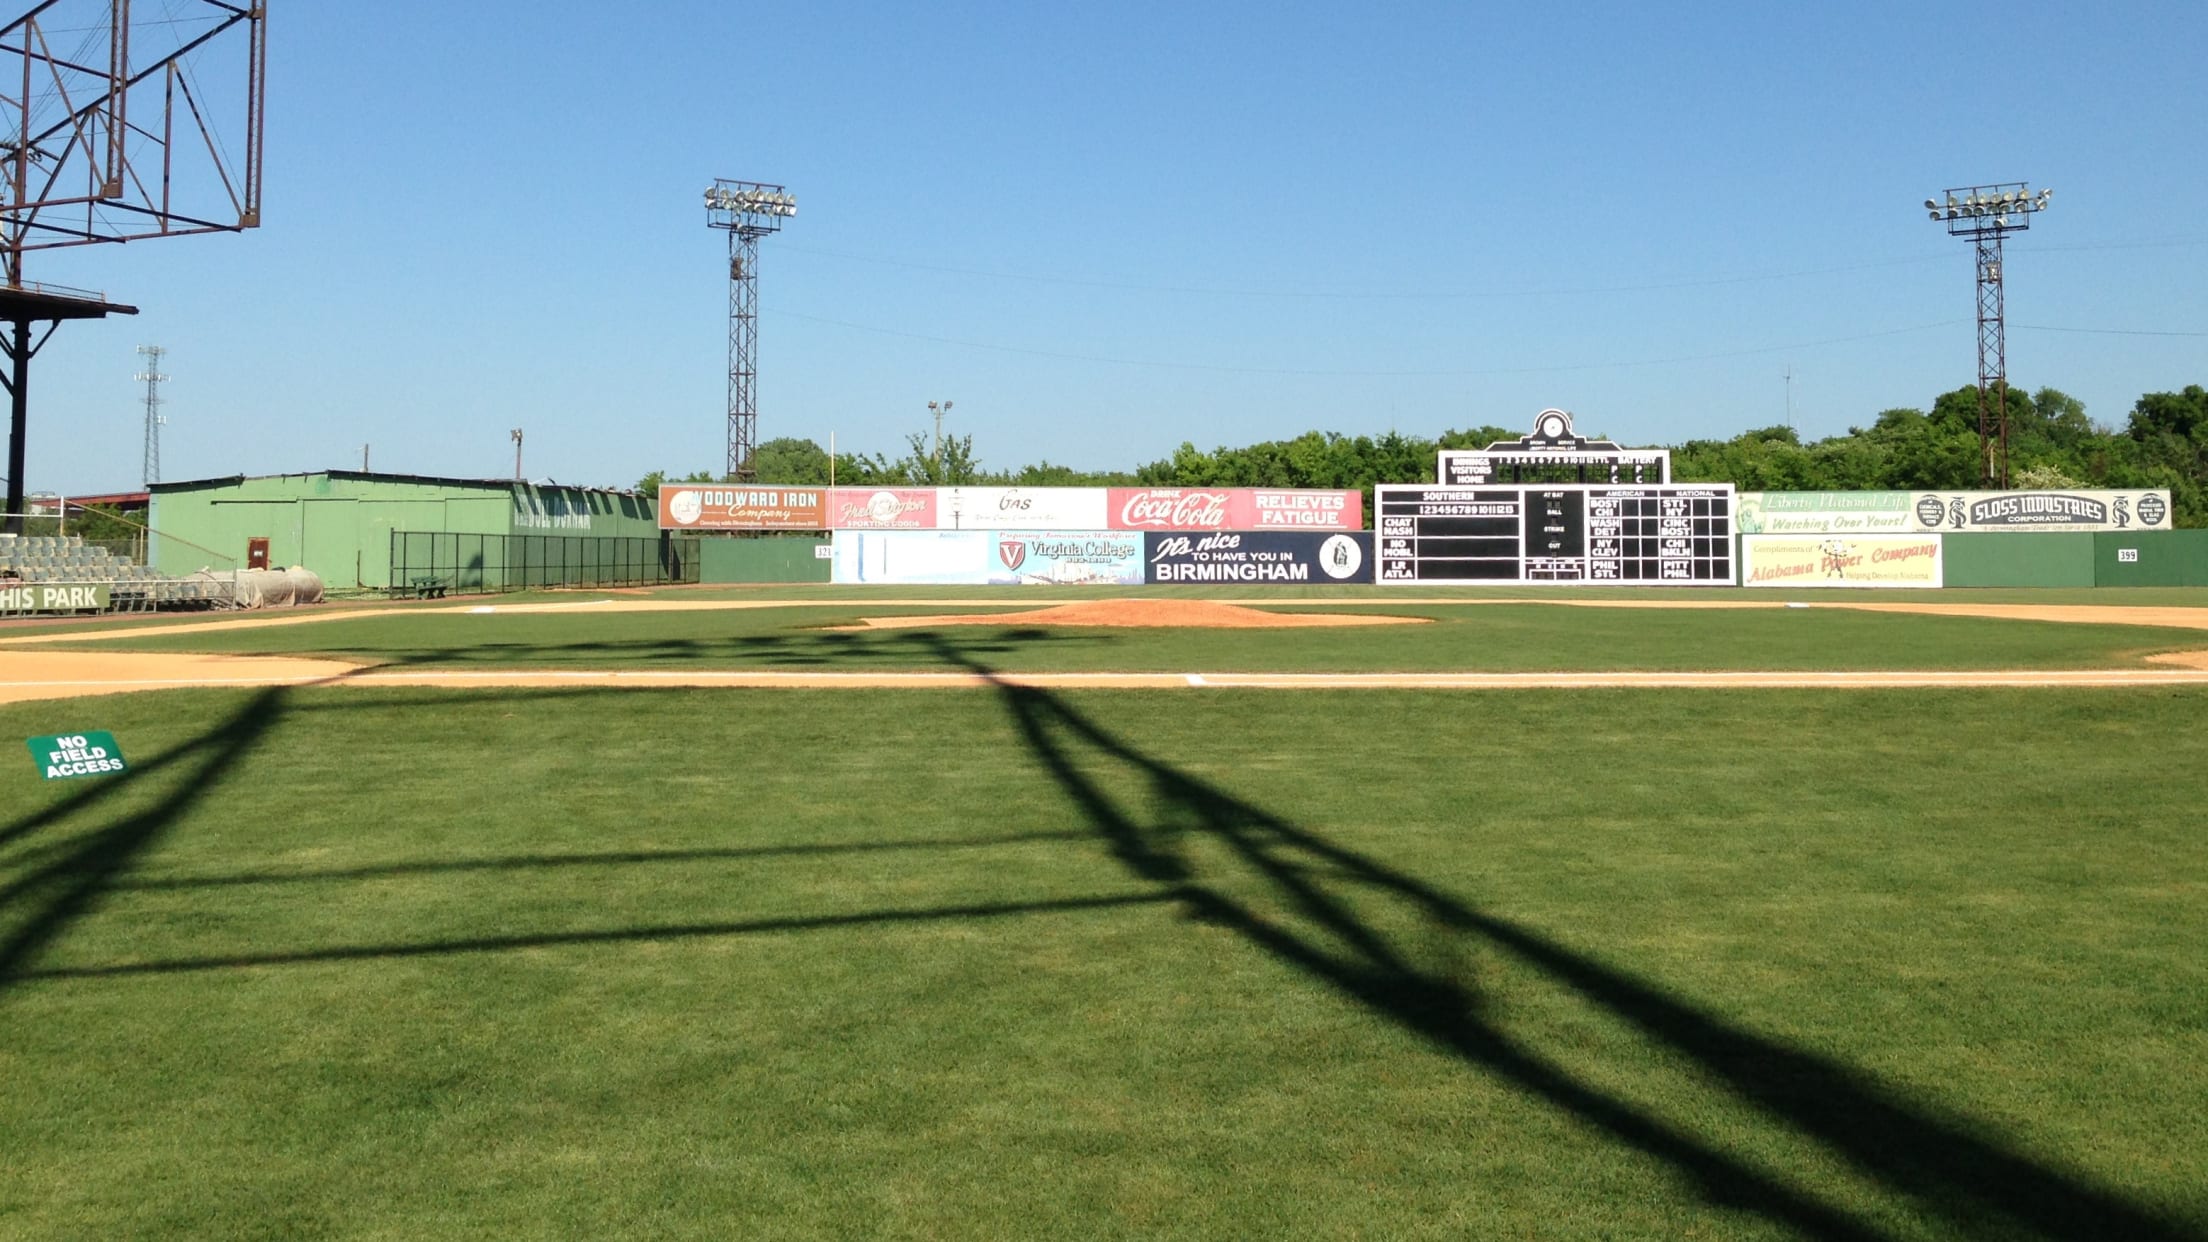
[23,0,2207,494]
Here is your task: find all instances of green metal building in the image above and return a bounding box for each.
[147,471,660,590]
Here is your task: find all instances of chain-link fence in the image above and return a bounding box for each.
[388,532,701,596]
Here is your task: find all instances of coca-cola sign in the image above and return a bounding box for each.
[1112,489,1232,529]
[1106,488,1361,531]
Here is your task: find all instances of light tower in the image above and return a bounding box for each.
[2,3,266,532]
[1924,182,2053,489]
[704,179,796,483]
[134,345,168,484]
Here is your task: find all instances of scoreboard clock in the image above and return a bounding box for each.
[1375,484,1736,584]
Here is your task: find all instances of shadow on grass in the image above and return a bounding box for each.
[935,639,2196,1242]
[232,624,1106,673]
[108,828,1097,894]
[0,688,290,996]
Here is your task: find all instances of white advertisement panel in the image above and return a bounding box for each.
[1740,534,1944,589]
[830,530,989,585]
[937,487,1108,530]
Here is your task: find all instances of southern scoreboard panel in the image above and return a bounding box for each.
[1375,484,1736,584]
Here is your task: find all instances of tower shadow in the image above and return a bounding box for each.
[1,687,290,993]
[938,642,2195,1242]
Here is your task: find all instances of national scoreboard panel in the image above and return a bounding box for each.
[1374,484,1736,584]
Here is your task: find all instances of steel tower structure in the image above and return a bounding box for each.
[134,343,165,483]
[1924,182,2053,489]
[704,179,795,483]
[1,1,266,531]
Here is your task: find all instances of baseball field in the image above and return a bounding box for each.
[2,586,2204,1239]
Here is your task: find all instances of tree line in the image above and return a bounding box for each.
[639,382,2208,527]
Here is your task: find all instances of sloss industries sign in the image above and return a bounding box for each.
[1106,488,1360,531]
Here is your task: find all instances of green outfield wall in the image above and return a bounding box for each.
[2094,529,2208,586]
[1941,533,2097,588]
[700,535,832,584]
[149,472,656,590]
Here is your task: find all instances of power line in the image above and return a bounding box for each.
[771,307,1965,378]
[2014,324,2208,338]
[777,236,2203,303]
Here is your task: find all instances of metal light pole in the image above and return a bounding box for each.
[511,428,524,481]
[705,180,796,483]
[1924,183,2053,489]
[928,399,954,480]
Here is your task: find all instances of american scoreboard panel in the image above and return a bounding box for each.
[1374,484,1736,584]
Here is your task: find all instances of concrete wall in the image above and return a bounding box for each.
[700,535,831,584]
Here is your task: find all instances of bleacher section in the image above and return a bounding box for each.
[0,533,233,613]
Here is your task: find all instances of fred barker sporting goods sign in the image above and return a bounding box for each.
[1144,531,1373,584]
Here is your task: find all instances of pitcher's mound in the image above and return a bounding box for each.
[849,598,1428,630]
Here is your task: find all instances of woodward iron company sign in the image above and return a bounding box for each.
[659,486,826,531]
[1737,490,2172,534]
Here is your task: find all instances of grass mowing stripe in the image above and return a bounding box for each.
[31,601,2208,672]
[1,684,2202,1238]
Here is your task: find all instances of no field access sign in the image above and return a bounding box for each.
[26,731,129,781]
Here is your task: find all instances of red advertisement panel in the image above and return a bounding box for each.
[659,485,826,531]
[828,487,938,530]
[1106,488,1361,531]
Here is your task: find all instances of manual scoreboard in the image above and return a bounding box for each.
[1375,484,1735,584]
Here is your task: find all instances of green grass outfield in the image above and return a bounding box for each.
[2,591,2206,1238]
[19,589,2208,673]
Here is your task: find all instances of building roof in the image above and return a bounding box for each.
[150,470,642,497]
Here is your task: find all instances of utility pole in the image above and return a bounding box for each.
[134,345,168,484]
[928,399,954,480]
[511,428,523,481]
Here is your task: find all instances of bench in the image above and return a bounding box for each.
[404,576,450,599]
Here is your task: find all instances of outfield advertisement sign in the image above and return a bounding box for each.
[1909,490,2171,532]
[1736,492,1914,535]
[1737,490,2172,534]
[940,487,1107,530]
[831,530,988,584]
[828,488,938,530]
[1144,531,1373,584]
[0,583,110,612]
[831,530,1143,585]
[1106,488,1362,532]
[1741,534,1943,588]
[659,486,826,531]
[990,532,1145,585]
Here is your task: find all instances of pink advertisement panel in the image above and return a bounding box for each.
[1106,488,1361,532]
[827,487,939,530]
